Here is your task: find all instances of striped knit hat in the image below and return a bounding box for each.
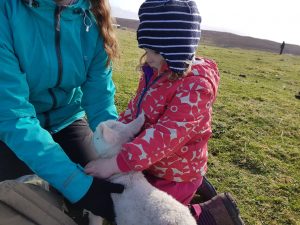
[137,0,201,74]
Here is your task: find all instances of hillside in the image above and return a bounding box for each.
[115,17,300,56]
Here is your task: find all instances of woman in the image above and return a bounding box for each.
[0,0,123,222]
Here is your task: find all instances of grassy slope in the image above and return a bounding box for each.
[112,29,300,225]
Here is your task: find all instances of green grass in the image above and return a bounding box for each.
[112,29,300,225]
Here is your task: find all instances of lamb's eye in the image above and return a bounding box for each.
[110,124,117,129]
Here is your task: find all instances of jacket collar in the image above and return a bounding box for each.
[22,0,91,20]
[22,0,90,11]
[159,61,171,75]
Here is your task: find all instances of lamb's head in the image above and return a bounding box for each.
[93,113,145,158]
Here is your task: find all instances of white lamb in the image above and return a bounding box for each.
[88,113,197,225]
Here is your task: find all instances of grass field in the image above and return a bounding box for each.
[112,29,300,225]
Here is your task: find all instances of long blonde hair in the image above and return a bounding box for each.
[90,0,119,66]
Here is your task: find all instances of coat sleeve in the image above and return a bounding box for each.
[81,37,118,131]
[116,76,216,172]
[118,105,135,124]
[0,5,92,203]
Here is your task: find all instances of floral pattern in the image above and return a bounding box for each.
[117,57,220,182]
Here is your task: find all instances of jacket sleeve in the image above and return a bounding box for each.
[116,76,217,172]
[118,96,138,124]
[81,37,118,131]
[0,7,92,203]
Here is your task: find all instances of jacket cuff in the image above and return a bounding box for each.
[116,153,132,172]
[61,164,93,203]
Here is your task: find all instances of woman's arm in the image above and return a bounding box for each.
[81,37,118,131]
[0,6,92,203]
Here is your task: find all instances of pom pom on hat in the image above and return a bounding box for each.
[137,0,201,74]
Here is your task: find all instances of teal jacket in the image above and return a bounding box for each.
[0,0,118,202]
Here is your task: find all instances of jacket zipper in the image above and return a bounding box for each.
[136,73,165,118]
[45,6,64,130]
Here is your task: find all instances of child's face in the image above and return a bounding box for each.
[145,48,165,70]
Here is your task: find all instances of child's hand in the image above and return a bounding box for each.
[84,156,121,179]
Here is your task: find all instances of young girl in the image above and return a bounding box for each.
[86,0,218,202]
[86,1,244,224]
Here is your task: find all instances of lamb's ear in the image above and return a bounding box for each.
[127,112,145,135]
[95,123,103,136]
[101,124,118,144]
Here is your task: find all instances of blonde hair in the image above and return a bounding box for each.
[89,0,119,66]
[138,53,191,81]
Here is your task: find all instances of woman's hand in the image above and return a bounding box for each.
[85,155,121,179]
[74,177,124,222]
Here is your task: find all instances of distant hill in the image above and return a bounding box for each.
[111,7,137,20]
[115,17,300,56]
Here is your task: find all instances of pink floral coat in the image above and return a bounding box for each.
[116,57,220,182]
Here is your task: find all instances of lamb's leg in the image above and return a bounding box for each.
[85,210,104,225]
[80,132,100,161]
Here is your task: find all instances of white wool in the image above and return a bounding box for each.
[90,113,197,225]
[110,172,197,225]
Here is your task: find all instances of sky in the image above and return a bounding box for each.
[109,0,300,46]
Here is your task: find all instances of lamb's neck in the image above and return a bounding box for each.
[109,171,136,180]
